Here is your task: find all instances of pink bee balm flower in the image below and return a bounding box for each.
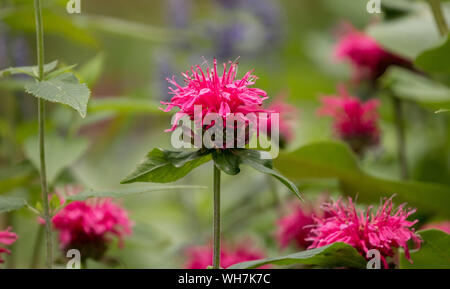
[0,227,17,264]
[184,241,268,269]
[161,59,270,137]
[307,197,422,268]
[334,23,412,82]
[52,189,133,260]
[318,86,380,155]
[276,197,329,249]
[421,221,450,234]
[266,93,298,147]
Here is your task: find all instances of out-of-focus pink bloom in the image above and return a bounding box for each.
[267,93,298,147]
[276,197,328,249]
[307,196,422,268]
[334,23,412,82]
[51,187,133,260]
[161,59,270,136]
[38,185,82,225]
[0,227,17,264]
[421,221,450,234]
[184,241,268,269]
[318,86,380,155]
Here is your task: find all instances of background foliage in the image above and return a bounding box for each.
[0,0,449,268]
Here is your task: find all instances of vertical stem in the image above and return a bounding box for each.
[427,0,449,36]
[34,0,52,269]
[392,97,409,180]
[213,165,221,269]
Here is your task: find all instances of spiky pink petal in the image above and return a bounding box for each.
[161,59,270,133]
[307,197,421,268]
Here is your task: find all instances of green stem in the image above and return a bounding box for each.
[34,0,52,269]
[392,97,409,180]
[427,0,449,36]
[213,165,221,269]
[31,225,44,269]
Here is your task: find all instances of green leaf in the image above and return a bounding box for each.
[381,67,450,111]
[25,73,91,118]
[276,141,450,217]
[88,98,164,115]
[212,150,241,175]
[44,64,78,80]
[400,229,450,269]
[0,60,58,79]
[76,15,178,44]
[0,196,27,213]
[66,185,207,201]
[1,8,97,47]
[50,193,61,211]
[367,7,447,59]
[121,148,212,184]
[77,53,105,87]
[415,34,450,86]
[0,163,35,194]
[229,242,366,269]
[236,150,302,200]
[24,134,89,185]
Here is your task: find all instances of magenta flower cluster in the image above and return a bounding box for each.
[334,23,412,82]
[49,187,133,260]
[318,86,380,154]
[277,196,422,268]
[184,240,268,269]
[162,59,270,132]
[0,227,17,264]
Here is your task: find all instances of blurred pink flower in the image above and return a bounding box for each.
[184,241,268,269]
[51,187,133,260]
[421,221,450,234]
[276,197,328,249]
[161,59,270,134]
[307,196,422,268]
[318,86,380,155]
[0,227,17,264]
[334,23,411,82]
[267,93,298,146]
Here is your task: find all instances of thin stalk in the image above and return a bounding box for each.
[31,225,45,269]
[392,97,409,180]
[213,165,221,269]
[427,0,449,36]
[34,0,53,268]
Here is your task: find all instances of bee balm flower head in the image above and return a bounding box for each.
[161,59,271,147]
[184,240,268,269]
[307,196,422,268]
[318,86,380,155]
[334,23,412,82]
[0,227,17,264]
[276,197,329,249]
[52,187,133,260]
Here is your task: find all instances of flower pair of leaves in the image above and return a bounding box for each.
[0,60,90,118]
[121,148,301,200]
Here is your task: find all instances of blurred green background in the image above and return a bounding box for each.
[0,0,449,268]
